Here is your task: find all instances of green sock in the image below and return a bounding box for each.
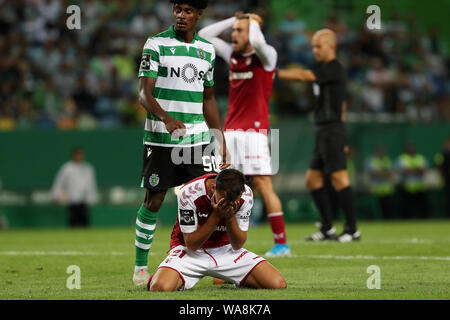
[134,204,158,267]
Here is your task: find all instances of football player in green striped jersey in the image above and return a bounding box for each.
[133,0,230,286]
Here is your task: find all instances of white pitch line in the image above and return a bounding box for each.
[1,251,449,261]
[0,251,148,256]
[272,254,450,261]
[246,239,439,245]
[0,251,126,256]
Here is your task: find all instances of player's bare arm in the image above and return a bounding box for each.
[277,68,317,82]
[138,77,186,136]
[182,196,234,250]
[203,86,230,169]
[182,218,218,251]
[225,210,247,250]
[214,196,247,250]
[182,213,220,251]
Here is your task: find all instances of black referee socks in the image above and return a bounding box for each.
[337,186,357,234]
[310,187,334,232]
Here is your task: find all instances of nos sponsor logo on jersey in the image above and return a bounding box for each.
[170,63,205,83]
[179,209,195,226]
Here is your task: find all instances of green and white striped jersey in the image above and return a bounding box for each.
[138,25,216,147]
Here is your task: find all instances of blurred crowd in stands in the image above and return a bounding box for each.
[0,0,449,130]
[317,137,450,220]
[363,139,450,219]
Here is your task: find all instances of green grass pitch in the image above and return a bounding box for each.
[0,220,449,300]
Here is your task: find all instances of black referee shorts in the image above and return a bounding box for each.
[140,144,218,191]
[309,123,347,174]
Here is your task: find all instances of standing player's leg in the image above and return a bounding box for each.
[305,130,338,241]
[252,176,290,256]
[305,169,337,240]
[330,170,360,241]
[133,145,175,285]
[320,125,359,242]
[133,190,167,285]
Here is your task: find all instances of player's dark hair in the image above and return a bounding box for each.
[215,169,246,201]
[170,0,208,10]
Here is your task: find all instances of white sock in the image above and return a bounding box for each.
[134,266,148,273]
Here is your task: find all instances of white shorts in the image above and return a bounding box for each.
[222,130,273,175]
[156,244,266,290]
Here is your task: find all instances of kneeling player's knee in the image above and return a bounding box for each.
[269,275,287,289]
[278,277,287,289]
[150,280,176,292]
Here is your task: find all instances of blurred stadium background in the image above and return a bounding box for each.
[0,0,449,229]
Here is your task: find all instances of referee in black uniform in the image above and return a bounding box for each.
[277,28,359,242]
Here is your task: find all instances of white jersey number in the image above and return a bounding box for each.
[202,156,218,172]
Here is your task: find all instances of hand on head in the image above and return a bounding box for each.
[234,11,263,27]
[247,13,263,27]
[211,195,238,220]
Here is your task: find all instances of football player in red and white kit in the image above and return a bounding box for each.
[198,13,290,256]
[147,169,286,291]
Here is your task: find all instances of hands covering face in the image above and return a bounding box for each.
[211,195,239,220]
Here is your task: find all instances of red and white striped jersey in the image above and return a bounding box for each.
[170,173,253,249]
[225,53,275,131]
[198,17,277,132]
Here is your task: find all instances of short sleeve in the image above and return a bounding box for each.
[234,185,253,231]
[203,49,215,87]
[138,38,160,78]
[177,188,198,234]
[313,61,341,85]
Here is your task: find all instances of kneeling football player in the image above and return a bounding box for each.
[148,169,286,291]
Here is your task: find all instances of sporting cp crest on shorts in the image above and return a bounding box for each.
[149,174,160,187]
